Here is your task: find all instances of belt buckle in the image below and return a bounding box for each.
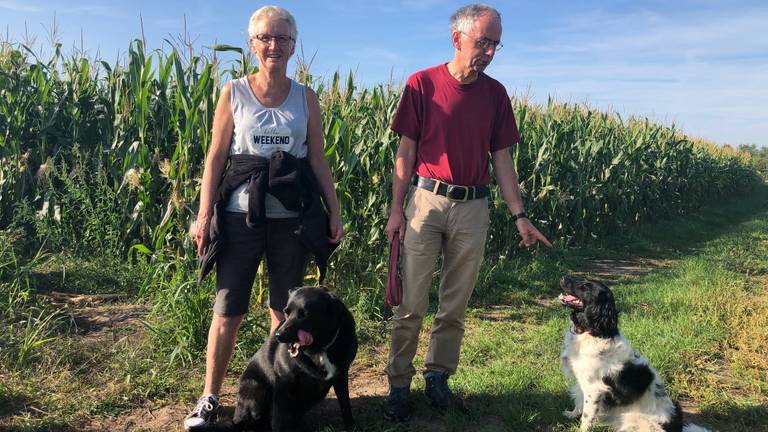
[447,185,470,202]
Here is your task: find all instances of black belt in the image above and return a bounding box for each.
[412,176,489,201]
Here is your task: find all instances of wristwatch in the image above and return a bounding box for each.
[512,211,528,221]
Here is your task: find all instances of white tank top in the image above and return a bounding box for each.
[225,77,309,217]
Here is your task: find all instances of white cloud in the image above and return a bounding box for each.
[491,6,768,145]
[0,0,41,12]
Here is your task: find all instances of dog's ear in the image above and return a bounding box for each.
[327,295,344,315]
[328,296,355,331]
[561,276,585,290]
[586,287,618,337]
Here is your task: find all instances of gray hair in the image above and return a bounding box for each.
[450,3,501,34]
[248,5,298,39]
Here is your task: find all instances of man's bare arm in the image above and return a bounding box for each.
[385,135,418,243]
[492,148,552,248]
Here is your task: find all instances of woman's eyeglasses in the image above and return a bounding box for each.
[253,34,295,46]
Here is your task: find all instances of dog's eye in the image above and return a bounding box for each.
[296,309,305,319]
[284,308,291,316]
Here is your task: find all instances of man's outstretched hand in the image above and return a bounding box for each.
[516,218,552,248]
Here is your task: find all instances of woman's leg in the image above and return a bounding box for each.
[203,313,246,396]
[265,218,308,332]
[205,212,266,395]
[269,309,285,333]
[186,213,263,429]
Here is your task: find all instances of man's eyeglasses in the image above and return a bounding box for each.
[253,34,295,46]
[460,31,503,52]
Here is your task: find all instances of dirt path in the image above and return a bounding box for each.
[78,358,391,432]
[71,257,668,432]
[46,291,148,343]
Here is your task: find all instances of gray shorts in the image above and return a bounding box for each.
[214,212,309,316]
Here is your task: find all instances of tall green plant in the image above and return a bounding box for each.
[0,37,761,361]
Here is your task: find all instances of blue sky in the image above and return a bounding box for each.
[2,0,766,146]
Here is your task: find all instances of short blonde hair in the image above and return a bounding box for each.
[248,5,298,39]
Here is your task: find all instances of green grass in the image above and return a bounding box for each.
[334,186,768,432]
[2,188,767,431]
[31,253,146,296]
[326,191,768,432]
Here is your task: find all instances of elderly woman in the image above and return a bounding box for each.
[184,6,343,430]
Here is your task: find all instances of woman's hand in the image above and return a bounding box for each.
[305,86,344,245]
[328,212,344,244]
[194,214,211,256]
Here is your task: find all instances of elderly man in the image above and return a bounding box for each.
[383,3,552,421]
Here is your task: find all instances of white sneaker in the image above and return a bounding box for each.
[184,394,219,431]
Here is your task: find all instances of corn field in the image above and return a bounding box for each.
[0,38,761,332]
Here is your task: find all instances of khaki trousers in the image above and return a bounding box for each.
[385,187,489,387]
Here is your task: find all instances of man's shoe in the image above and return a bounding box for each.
[424,371,465,412]
[184,394,219,431]
[383,385,412,422]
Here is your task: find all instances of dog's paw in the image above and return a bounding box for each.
[562,408,581,419]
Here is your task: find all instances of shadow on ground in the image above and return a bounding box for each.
[1,391,80,432]
[193,388,577,432]
[31,254,144,296]
[0,390,34,418]
[703,402,768,432]
[602,186,768,259]
[217,390,765,432]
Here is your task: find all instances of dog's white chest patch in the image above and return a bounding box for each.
[321,354,337,380]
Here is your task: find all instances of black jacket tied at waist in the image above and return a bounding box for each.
[198,152,337,285]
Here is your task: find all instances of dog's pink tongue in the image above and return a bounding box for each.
[562,295,579,302]
[297,330,313,346]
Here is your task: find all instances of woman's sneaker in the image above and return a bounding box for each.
[184,394,219,431]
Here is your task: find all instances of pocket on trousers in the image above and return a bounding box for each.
[404,187,417,221]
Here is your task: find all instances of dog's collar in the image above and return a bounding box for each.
[292,328,341,381]
[323,328,340,350]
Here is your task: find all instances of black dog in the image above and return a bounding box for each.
[233,286,358,431]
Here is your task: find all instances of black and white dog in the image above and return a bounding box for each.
[233,286,358,432]
[558,276,711,432]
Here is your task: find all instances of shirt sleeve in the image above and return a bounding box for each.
[391,74,423,142]
[490,85,520,152]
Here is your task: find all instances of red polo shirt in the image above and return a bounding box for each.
[391,63,519,186]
